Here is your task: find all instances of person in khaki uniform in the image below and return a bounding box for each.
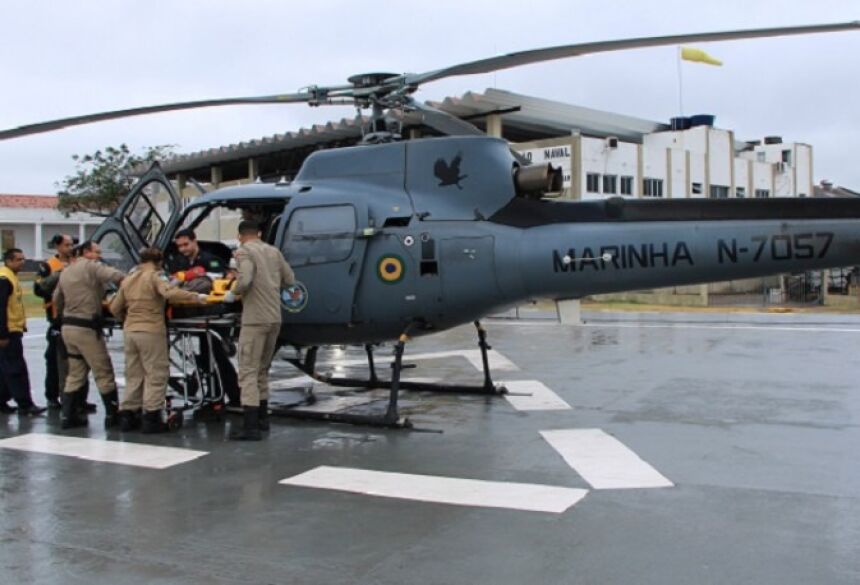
[110,247,206,433]
[225,220,294,440]
[53,241,125,429]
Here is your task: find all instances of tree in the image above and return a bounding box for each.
[56,144,174,216]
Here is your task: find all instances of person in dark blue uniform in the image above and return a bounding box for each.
[167,229,239,406]
[0,248,45,417]
[169,228,225,286]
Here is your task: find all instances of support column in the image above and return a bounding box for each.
[176,173,187,203]
[34,223,43,259]
[78,223,86,244]
[556,299,582,325]
[211,166,222,240]
[248,158,259,182]
[821,270,829,305]
[485,114,503,138]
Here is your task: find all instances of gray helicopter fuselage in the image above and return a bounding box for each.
[95,135,860,346]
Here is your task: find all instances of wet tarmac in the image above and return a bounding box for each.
[1,311,859,584]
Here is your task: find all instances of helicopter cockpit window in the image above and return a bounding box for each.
[123,180,175,249]
[97,230,136,272]
[284,205,356,267]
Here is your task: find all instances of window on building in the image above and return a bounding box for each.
[736,187,746,198]
[709,185,730,199]
[691,182,703,195]
[642,178,664,198]
[756,151,766,163]
[602,174,617,195]
[284,205,357,266]
[755,189,770,199]
[782,149,792,165]
[620,176,633,195]
[586,173,600,193]
[798,193,807,198]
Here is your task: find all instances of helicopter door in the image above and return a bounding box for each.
[280,203,367,323]
[90,163,182,271]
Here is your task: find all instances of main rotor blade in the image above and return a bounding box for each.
[410,102,485,136]
[404,21,860,86]
[0,92,316,141]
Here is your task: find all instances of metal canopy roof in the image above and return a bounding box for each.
[159,88,668,179]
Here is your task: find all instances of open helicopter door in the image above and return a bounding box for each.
[279,202,369,324]
[90,163,183,271]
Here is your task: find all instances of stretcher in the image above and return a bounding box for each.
[162,301,241,426]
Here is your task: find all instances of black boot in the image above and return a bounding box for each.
[258,400,269,431]
[118,409,142,432]
[61,391,88,429]
[102,391,120,429]
[0,402,16,414]
[141,410,168,434]
[18,404,47,417]
[230,407,262,441]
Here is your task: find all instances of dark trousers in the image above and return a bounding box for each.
[44,326,60,401]
[0,333,33,407]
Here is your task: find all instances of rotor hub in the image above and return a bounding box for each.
[347,72,399,88]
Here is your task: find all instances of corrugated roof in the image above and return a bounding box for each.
[0,194,59,209]
[428,89,667,141]
[161,115,369,175]
[159,89,668,176]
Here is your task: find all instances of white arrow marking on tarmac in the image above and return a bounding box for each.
[280,466,587,514]
[0,433,208,469]
[541,429,673,489]
[502,380,571,411]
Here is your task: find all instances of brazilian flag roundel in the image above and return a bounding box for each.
[377,255,405,284]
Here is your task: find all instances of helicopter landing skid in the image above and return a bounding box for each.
[279,321,507,429]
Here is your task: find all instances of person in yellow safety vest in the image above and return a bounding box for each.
[0,248,46,417]
[33,233,77,410]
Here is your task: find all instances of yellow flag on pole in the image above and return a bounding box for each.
[681,47,723,66]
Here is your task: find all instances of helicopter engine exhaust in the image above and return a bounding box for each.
[514,164,563,198]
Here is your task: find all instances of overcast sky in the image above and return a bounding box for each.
[1,0,858,194]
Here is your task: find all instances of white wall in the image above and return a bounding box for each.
[669,148,687,198]
[734,158,750,197]
[707,128,733,193]
[579,137,639,200]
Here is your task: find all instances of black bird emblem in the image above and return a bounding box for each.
[433,152,468,189]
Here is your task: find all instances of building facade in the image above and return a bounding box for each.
[0,195,102,262]
[514,123,813,202]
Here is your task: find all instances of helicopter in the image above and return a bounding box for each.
[3,21,860,428]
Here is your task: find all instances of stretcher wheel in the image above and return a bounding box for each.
[167,411,184,431]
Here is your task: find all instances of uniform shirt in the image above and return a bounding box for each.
[167,248,224,275]
[109,263,201,333]
[53,258,124,320]
[233,239,295,326]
